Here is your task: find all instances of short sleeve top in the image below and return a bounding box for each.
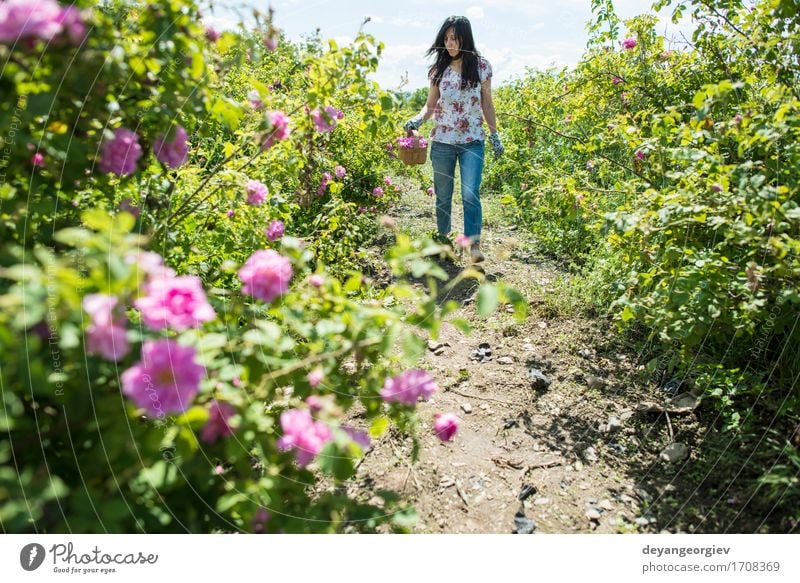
[430,57,492,145]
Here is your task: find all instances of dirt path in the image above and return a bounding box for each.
[348,178,760,534]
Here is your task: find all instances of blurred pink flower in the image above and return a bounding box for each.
[121,339,204,415]
[334,165,346,178]
[307,367,324,388]
[266,219,285,241]
[433,413,459,442]
[83,294,130,362]
[98,127,142,176]
[135,275,216,331]
[276,408,332,467]
[308,274,324,287]
[262,111,291,149]
[380,369,438,406]
[201,400,237,444]
[153,125,189,169]
[372,187,384,198]
[239,249,293,303]
[0,0,63,43]
[455,234,470,248]
[622,37,637,50]
[247,89,264,109]
[246,179,268,205]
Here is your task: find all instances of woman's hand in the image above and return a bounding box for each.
[403,117,422,132]
[489,132,504,158]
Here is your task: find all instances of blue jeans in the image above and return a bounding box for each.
[430,140,485,242]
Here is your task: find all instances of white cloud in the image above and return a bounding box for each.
[466,6,485,20]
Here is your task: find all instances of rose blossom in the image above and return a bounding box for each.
[134,275,216,331]
[121,339,204,415]
[153,125,189,169]
[246,179,268,206]
[98,127,142,176]
[261,110,290,149]
[266,219,285,241]
[238,249,293,303]
[201,400,237,444]
[307,367,324,388]
[276,408,332,467]
[83,294,130,362]
[380,369,438,406]
[433,413,460,442]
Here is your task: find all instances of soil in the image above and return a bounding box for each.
[345,178,783,534]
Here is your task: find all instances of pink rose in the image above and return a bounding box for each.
[238,249,293,303]
[433,413,459,442]
[134,275,216,331]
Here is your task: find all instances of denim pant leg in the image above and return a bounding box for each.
[458,141,485,241]
[430,141,457,236]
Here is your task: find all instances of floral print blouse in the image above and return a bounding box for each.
[430,57,492,145]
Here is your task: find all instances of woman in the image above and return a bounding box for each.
[404,15,504,263]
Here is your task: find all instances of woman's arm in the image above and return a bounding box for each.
[407,80,440,128]
[480,77,497,134]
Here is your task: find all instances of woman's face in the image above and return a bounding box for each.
[444,27,460,58]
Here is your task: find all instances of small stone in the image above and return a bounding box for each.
[607,416,622,431]
[578,482,591,490]
[586,375,605,390]
[583,446,599,463]
[635,517,650,527]
[586,508,602,520]
[634,487,653,503]
[660,442,689,463]
[460,402,473,414]
[528,368,551,390]
[578,347,596,359]
[573,460,584,471]
[427,340,442,351]
[599,499,614,511]
[534,497,551,505]
[498,356,514,365]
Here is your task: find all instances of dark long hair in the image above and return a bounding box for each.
[426,16,481,89]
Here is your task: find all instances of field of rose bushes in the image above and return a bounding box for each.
[0,0,524,533]
[487,0,799,523]
[1,0,798,533]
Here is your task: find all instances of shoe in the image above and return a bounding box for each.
[470,243,485,263]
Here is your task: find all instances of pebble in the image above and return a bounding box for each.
[497,356,515,365]
[660,442,689,463]
[460,402,473,414]
[599,499,614,511]
[534,497,551,505]
[479,403,491,411]
[586,375,605,389]
[583,446,599,463]
[586,508,602,521]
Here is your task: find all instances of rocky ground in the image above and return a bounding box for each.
[345,177,779,534]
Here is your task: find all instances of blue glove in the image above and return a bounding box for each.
[488,132,504,158]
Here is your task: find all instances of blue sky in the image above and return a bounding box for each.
[206,1,691,90]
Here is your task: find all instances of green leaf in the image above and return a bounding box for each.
[369,416,390,438]
[620,305,635,322]
[476,283,499,317]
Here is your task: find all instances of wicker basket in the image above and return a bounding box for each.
[396,131,428,165]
